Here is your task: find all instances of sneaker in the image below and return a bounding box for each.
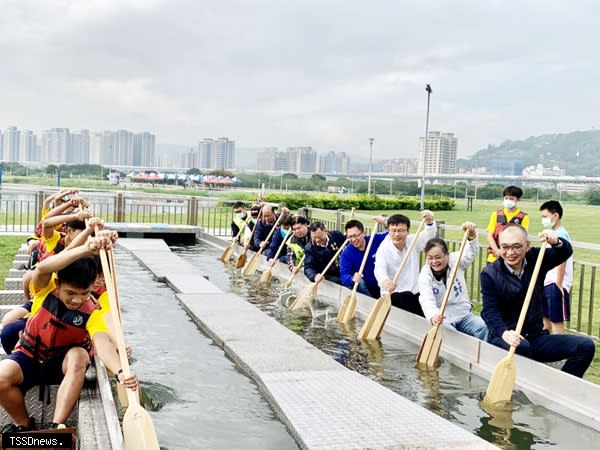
[47,422,66,430]
[1,416,34,433]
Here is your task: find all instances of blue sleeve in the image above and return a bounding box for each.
[480,270,508,337]
[339,247,355,288]
[252,222,264,249]
[266,231,282,259]
[303,245,317,282]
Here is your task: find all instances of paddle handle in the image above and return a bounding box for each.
[272,230,293,261]
[351,223,379,294]
[243,205,264,249]
[231,215,252,246]
[392,219,426,283]
[513,244,547,337]
[437,230,470,317]
[316,238,349,285]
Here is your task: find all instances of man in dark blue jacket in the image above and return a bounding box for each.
[339,219,387,298]
[303,222,346,284]
[481,224,595,378]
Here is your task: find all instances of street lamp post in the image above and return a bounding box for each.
[420,84,433,210]
[368,138,375,195]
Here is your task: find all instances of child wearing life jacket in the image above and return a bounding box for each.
[0,235,138,432]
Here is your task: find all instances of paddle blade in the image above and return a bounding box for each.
[483,353,517,405]
[282,277,293,290]
[221,245,234,263]
[235,252,247,269]
[337,293,356,323]
[123,402,160,450]
[289,283,318,311]
[416,326,442,367]
[357,294,391,340]
[242,254,260,277]
[260,268,273,283]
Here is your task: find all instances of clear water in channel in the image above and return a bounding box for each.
[114,249,297,450]
[173,241,600,450]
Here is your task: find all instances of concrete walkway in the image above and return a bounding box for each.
[119,238,495,449]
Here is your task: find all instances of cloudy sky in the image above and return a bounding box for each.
[1,0,599,161]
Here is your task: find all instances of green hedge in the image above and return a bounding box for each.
[224,193,455,211]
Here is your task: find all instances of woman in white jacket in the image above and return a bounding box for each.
[418,222,488,340]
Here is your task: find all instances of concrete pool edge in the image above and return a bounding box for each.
[119,238,495,449]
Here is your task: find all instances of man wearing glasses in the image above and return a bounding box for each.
[481,224,595,378]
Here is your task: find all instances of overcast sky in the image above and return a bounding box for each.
[1,0,599,161]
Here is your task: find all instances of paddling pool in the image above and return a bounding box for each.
[114,249,297,450]
[173,241,600,450]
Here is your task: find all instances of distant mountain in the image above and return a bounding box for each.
[457,130,600,176]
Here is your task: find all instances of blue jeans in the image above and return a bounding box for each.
[355,280,380,298]
[451,315,488,341]
[489,331,595,378]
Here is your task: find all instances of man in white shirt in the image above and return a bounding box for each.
[374,210,436,316]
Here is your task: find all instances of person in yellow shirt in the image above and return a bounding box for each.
[0,236,137,432]
[486,185,529,263]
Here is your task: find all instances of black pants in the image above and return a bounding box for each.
[391,291,424,317]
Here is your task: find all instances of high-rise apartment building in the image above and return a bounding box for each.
[383,158,418,175]
[71,130,90,164]
[42,128,70,163]
[319,151,351,174]
[3,127,20,161]
[417,131,458,175]
[19,130,37,161]
[133,132,156,167]
[285,146,316,173]
[196,137,235,170]
[257,147,278,171]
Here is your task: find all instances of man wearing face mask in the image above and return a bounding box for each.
[266,213,293,263]
[539,200,573,334]
[486,185,529,263]
[231,202,254,244]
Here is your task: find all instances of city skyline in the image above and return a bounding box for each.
[2,1,600,163]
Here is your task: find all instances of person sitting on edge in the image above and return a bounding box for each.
[539,200,573,335]
[286,216,310,273]
[418,222,488,340]
[0,235,138,432]
[303,222,346,284]
[486,185,529,264]
[374,210,436,316]
[245,204,262,251]
[230,201,254,244]
[266,213,293,263]
[480,224,595,378]
[339,217,388,298]
[253,204,288,252]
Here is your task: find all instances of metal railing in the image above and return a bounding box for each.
[0,192,597,338]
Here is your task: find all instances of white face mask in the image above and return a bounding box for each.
[541,217,555,230]
[235,212,245,219]
[503,199,516,209]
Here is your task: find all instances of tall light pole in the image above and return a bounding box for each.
[420,84,432,210]
[368,138,375,195]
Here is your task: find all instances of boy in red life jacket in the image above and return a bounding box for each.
[486,185,529,263]
[0,236,137,431]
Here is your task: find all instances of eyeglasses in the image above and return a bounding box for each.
[500,243,526,252]
[346,233,363,239]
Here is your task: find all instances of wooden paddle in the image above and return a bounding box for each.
[337,222,379,323]
[97,239,160,450]
[358,219,426,340]
[260,229,293,283]
[282,255,305,290]
[483,244,547,406]
[416,229,470,367]
[236,206,263,268]
[220,215,252,263]
[242,212,284,277]
[289,238,349,311]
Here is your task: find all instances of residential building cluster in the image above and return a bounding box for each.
[0,126,155,166]
[383,158,418,175]
[181,137,235,170]
[256,147,351,174]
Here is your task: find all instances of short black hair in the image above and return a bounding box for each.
[57,256,98,289]
[386,214,411,230]
[424,238,448,255]
[233,201,246,209]
[539,200,563,218]
[66,220,86,230]
[345,220,364,233]
[309,222,327,233]
[279,213,293,227]
[293,216,309,226]
[503,185,523,199]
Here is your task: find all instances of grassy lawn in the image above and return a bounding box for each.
[0,236,26,288]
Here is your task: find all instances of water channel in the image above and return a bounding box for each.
[172,241,600,450]
[114,249,297,450]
